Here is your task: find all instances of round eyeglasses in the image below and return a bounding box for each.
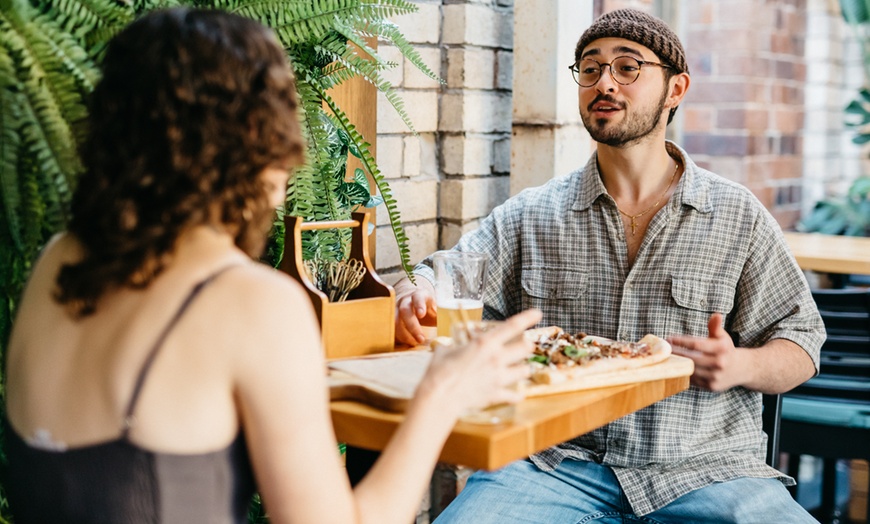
[568,56,672,87]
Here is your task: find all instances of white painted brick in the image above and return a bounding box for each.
[446,48,495,89]
[439,93,464,132]
[510,124,591,195]
[377,136,404,179]
[376,179,438,224]
[405,46,442,89]
[493,136,511,173]
[417,133,438,177]
[375,269,405,288]
[443,4,512,49]
[404,134,421,178]
[803,109,828,133]
[378,44,404,88]
[376,222,438,271]
[440,176,510,220]
[495,50,513,90]
[395,2,441,45]
[442,135,493,175]
[377,90,439,134]
[440,219,481,250]
[403,134,438,178]
[438,91,512,133]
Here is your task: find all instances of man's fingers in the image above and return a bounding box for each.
[707,312,726,339]
[395,321,420,346]
[411,293,432,318]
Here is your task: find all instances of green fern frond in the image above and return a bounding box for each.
[364,18,441,84]
[2,3,88,185]
[315,28,420,134]
[319,89,414,280]
[0,47,23,252]
[33,0,134,52]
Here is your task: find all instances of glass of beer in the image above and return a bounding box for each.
[433,251,488,338]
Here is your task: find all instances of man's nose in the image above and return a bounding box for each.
[596,65,618,93]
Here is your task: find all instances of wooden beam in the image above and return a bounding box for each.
[327,37,379,262]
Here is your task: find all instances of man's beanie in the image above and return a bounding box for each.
[574,8,688,75]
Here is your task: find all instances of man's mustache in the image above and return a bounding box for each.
[587,94,625,112]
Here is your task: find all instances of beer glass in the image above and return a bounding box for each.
[433,251,488,338]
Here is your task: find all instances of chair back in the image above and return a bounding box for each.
[761,393,782,468]
[789,289,870,405]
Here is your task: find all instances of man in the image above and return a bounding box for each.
[394,8,825,523]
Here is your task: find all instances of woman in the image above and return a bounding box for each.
[4,8,540,523]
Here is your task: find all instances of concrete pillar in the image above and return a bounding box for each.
[510,0,593,195]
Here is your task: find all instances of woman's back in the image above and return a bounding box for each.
[5,231,263,522]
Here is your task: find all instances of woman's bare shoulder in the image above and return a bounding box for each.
[206,262,317,326]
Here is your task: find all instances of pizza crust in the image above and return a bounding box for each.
[527,332,671,385]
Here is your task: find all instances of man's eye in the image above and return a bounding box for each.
[619,65,639,72]
[581,67,599,74]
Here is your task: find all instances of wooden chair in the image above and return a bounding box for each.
[780,288,870,523]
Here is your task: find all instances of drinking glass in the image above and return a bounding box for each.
[433,251,488,338]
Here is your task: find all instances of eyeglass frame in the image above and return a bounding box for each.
[568,56,673,87]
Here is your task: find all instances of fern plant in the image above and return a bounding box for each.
[2,0,435,520]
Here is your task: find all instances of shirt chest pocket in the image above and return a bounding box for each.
[671,278,734,313]
[521,267,589,328]
[522,267,588,300]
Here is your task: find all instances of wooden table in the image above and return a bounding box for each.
[331,373,690,470]
[784,232,870,275]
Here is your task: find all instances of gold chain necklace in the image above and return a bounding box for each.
[616,160,679,236]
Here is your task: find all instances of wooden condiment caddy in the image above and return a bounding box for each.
[280,212,396,359]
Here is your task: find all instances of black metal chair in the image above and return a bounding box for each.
[780,288,870,523]
[762,393,782,469]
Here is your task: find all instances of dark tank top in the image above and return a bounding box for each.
[4,266,256,523]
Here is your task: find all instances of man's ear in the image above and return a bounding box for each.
[667,72,691,110]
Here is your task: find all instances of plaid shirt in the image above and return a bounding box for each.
[416,141,824,516]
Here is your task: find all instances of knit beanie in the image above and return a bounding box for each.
[574,8,688,75]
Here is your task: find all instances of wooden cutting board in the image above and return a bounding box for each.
[328,350,694,413]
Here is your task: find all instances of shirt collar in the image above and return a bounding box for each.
[571,140,712,214]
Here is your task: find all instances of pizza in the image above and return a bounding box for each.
[525,327,671,385]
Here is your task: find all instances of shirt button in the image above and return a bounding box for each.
[621,332,630,340]
[700,298,707,306]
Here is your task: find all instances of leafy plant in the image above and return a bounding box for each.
[840,0,870,144]
[1,0,436,520]
[798,176,870,236]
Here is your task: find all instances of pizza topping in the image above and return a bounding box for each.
[529,328,652,368]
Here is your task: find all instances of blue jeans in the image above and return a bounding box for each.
[433,459,818,523]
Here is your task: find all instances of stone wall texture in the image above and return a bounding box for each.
[374,0,862,281]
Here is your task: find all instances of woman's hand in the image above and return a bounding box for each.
[413,309,542,418]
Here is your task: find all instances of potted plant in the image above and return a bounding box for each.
[1,0,437,517]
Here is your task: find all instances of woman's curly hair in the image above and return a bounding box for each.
[56,8,304,316]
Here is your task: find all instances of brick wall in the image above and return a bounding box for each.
[375,0,514,282]
[679,0,808,227]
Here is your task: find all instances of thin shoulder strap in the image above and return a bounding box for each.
[121,264,241,437]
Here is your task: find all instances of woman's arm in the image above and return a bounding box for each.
[231,267,539,524]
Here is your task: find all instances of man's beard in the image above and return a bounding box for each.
[581,87,668,148]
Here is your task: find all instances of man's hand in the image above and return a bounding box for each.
[668,313,747,392]
[394,278,437,346]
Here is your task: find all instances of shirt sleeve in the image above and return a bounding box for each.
[729,207,825,372]
[414,191,528,321]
